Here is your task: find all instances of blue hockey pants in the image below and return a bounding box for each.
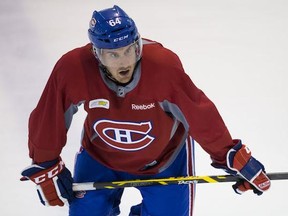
[69,139,196,216]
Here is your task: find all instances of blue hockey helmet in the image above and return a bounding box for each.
[88,5,140,49]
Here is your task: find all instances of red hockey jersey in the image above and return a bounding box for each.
[28,39,234,175]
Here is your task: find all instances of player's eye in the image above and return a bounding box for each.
[109,52,119,58]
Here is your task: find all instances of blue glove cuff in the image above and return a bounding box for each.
[21,158,60,178]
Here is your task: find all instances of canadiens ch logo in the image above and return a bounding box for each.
[93,119,155,151]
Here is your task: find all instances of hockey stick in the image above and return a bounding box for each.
[72,172,288,191]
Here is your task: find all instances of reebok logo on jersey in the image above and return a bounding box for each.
[89,99,109,109]
[132,103,155,110]
[94,119,155,151]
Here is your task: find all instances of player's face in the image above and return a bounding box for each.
[100,43,138,84]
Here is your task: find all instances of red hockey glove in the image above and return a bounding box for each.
[21,158,74,206]
[227,140,271,195]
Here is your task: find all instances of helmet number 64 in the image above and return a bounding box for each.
[109,18,122,26]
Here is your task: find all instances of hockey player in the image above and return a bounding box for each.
[21,5,271,216]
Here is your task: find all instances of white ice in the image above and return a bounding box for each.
[1,0,288,215]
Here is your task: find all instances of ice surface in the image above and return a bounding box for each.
[1,0,288,215]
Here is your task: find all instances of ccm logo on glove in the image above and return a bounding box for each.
[33,161,64,184]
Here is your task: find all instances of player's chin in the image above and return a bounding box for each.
[117,76,133,84]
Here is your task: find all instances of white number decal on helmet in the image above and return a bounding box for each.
[108,18,122,26]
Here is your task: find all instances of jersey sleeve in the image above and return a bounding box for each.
[28,58,78,163]
[170,58,235,165]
